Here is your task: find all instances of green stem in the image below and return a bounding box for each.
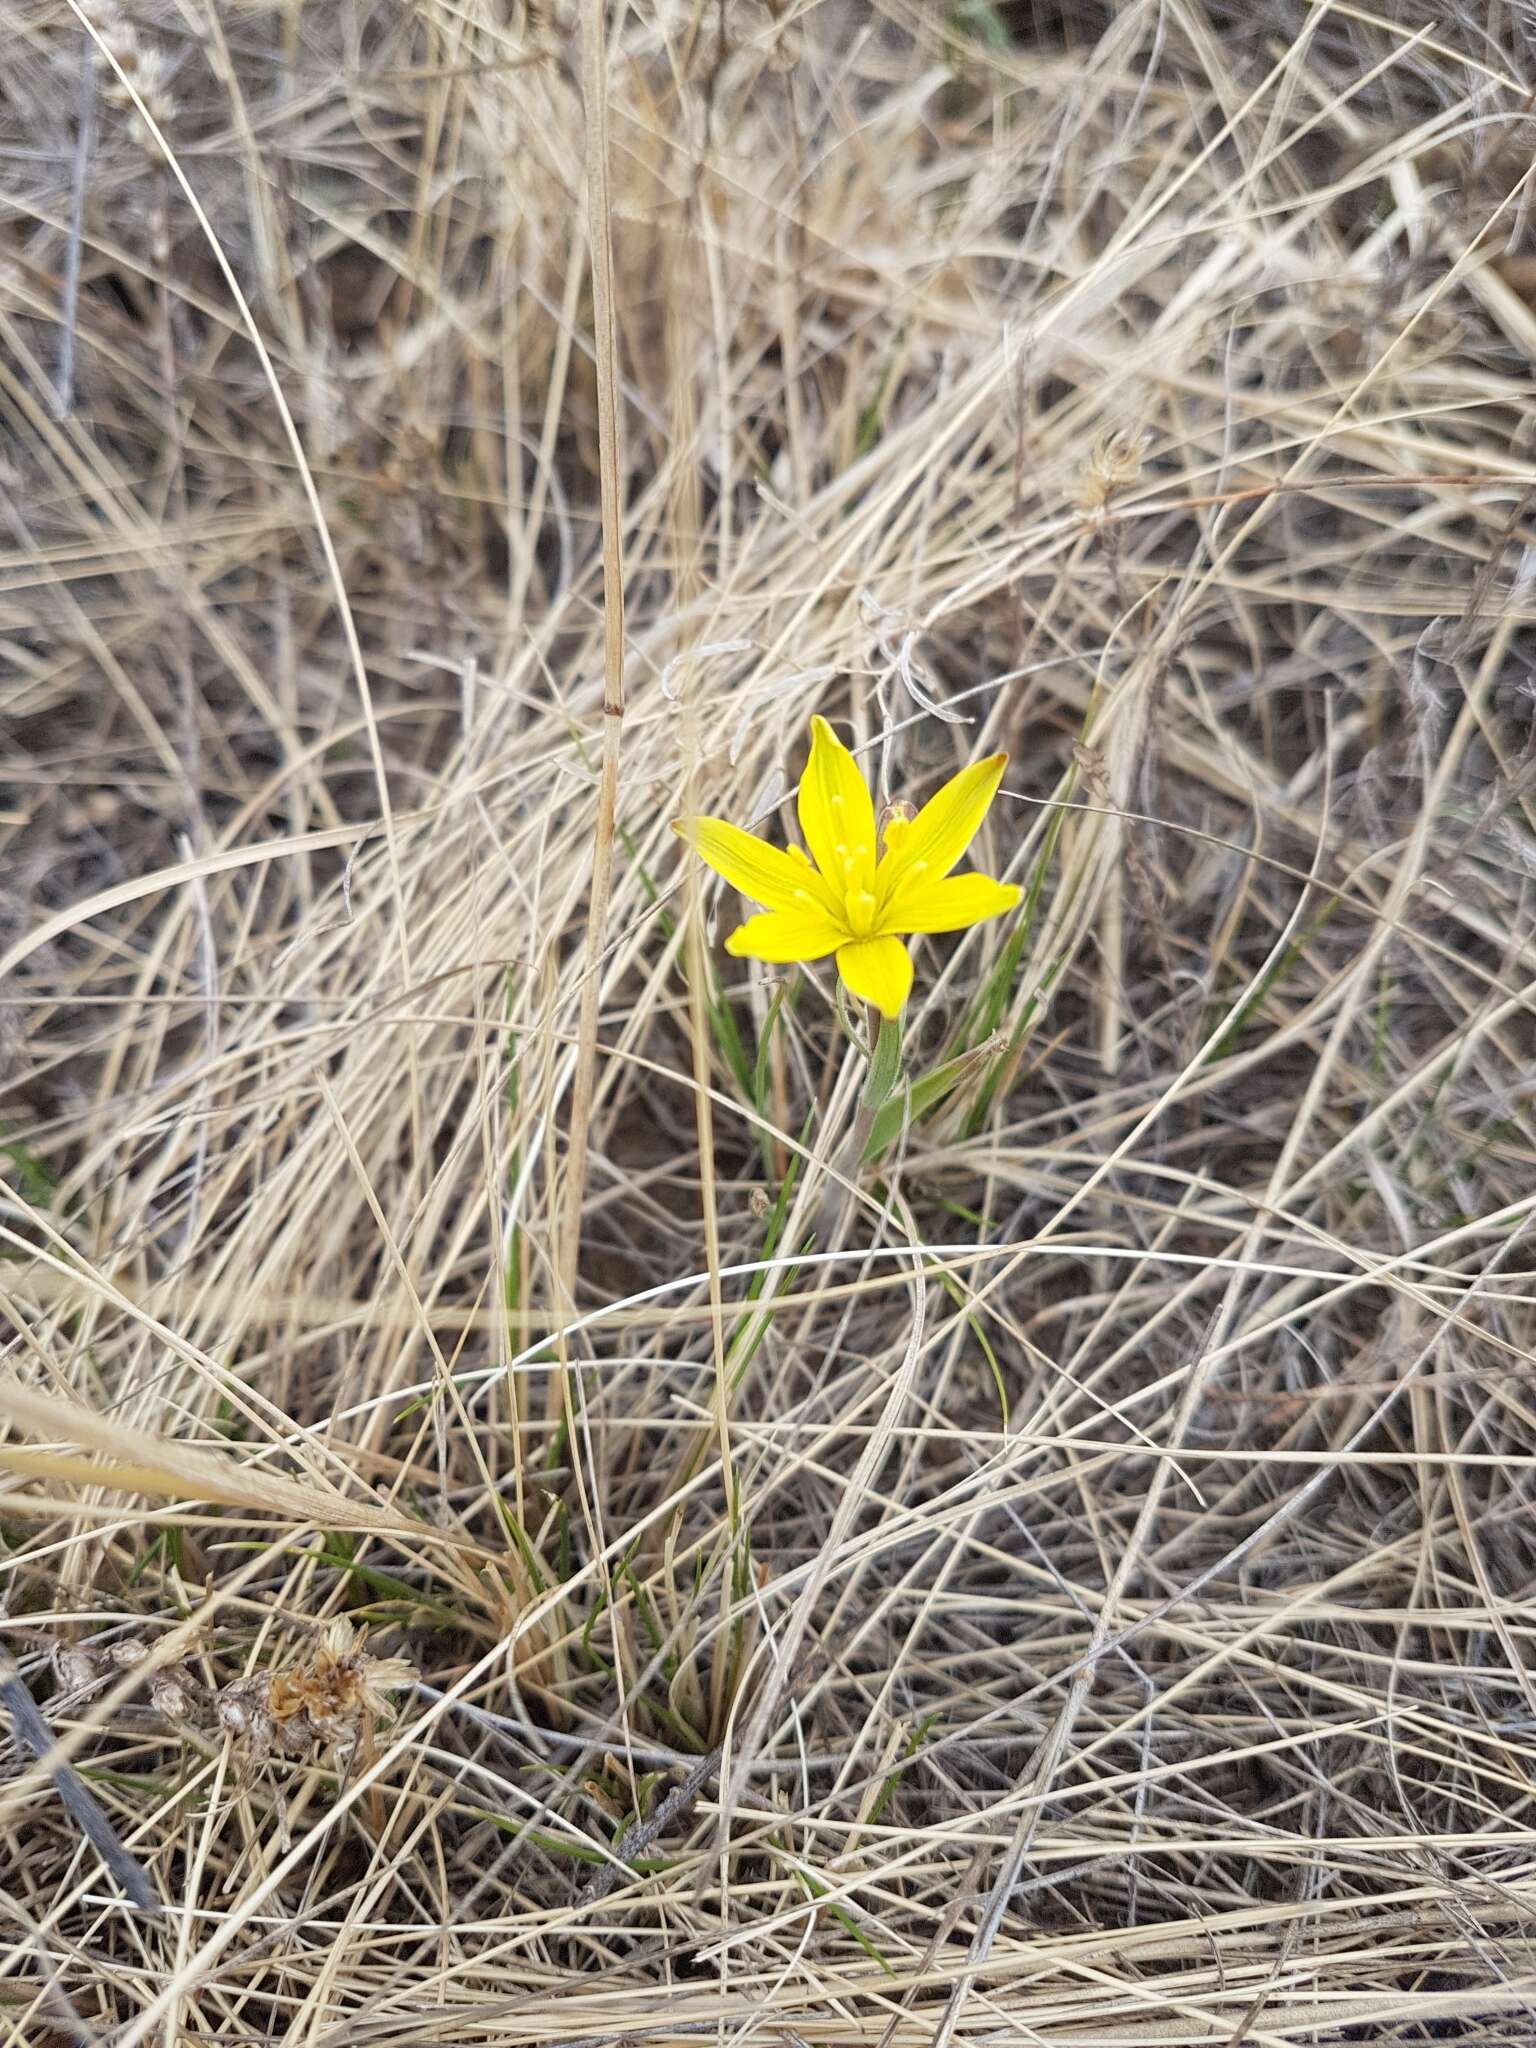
[863,1013,903,1111]
[817,1012,904,1234]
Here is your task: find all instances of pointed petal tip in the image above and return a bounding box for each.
[799,710,877,887]
[808,713,856,758]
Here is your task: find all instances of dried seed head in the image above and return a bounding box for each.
[52,1643,102,1694]
[216,1689,256,1737]
[150,1672,192,1720]
[1075,426,1150,517]
[88,7,178,135]
[226,1620,418,1770]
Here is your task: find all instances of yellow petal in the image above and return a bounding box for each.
[674,816,835,915]
[798,716,877,889]
[883,871,1021,934]
[877,752,1008,901]
[725,909,845,963]
[836,936,913,1017]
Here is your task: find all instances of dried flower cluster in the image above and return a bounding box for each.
[1074,425,1151,519]
[216,1619,415,1773]
[75,0,176,133]
[46,1619,413,1781]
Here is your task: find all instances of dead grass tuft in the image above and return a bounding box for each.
[6,1,1536,2041]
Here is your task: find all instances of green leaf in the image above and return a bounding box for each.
[793,1867,895,1973]
[867,1712,939,1828]
[865,1035,999,1159]
[0,1134,55,1209]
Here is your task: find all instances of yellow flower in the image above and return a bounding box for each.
[673,716,1021,1018]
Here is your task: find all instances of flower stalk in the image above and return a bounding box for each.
[863,1012,904,1111]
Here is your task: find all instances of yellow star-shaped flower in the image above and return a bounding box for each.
[673,716,1020,1018]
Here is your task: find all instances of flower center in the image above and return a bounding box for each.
[834,840,879,936]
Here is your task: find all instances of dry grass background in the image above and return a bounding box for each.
[5,0,1536,2040]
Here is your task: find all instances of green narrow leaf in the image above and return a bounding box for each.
[793,1868,895,1974]
[865,1035,999,1159]
[1204,894,1340,1061]
[867,1712,940,1828]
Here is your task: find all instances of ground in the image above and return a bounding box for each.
[4,3,1536,2043]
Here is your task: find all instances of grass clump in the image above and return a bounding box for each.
[5,2,1536,2043]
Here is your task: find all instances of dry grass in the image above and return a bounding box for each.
[5,0,1536,2039]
